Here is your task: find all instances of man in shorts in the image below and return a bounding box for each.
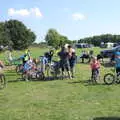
[67,45,76,78]
[58,47,72,79]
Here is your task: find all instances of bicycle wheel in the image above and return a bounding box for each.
[116,73,120,84]
[0,74,6,89]
[36,72,45,80]
[104,73,115,85]
[22,73,30,81]
[16,64,23,74]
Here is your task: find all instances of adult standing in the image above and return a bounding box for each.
[58,47,72,79]
[68,45,76,78]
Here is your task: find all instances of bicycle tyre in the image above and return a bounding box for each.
[116,73,120,84]
[104,73,115,85]
[22,73,30,81]
[36,72,45,80]
[16,64,23,75]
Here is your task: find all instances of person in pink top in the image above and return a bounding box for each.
[90,57,100,78]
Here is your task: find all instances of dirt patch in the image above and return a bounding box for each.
[4,65,16,71]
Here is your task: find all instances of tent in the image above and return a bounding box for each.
[106,42,114,48]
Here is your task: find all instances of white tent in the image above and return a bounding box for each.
[106,42,114,48]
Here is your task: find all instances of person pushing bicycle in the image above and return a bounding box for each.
[113,49,120,76]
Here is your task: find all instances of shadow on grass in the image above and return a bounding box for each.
[93,117,120,120]
[7,76,63,83]
[8,78,23,83]
[68,80,106,86]
[6,74,18,77]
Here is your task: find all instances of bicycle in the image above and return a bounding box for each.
[50,61,61,79]
[16,64,24,74]
[0,73,6,89]
[104,68,120,85]
[22,69,45,81]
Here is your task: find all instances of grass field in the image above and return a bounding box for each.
[0,47,120,120]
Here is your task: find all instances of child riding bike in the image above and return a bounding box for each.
[22,57,36,81]
[90,57,100,80]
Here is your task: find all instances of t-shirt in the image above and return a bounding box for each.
[23,60,33,72]
[90,60,100,70]
[41,56,48,64]
[115,51,120,68]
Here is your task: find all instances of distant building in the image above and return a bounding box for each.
[106,42,114,48]
[75,43,93,48]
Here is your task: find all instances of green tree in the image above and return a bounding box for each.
[4,20,36,50]
[78,34,120,46]
[45,28,72,48]
[0,22,12,46]
[45,29,61,48]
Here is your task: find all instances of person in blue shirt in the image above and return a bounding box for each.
[23,57,33,73]
[40,52,49,74]
[114,49,120,75]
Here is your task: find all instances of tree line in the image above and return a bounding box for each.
[0,20,36,50]
[78,34,120,46]
[1,19,120,50]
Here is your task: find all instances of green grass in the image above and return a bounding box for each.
[0,47,120,120]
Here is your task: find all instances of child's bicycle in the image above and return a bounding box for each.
[22,68,45,81]
[0,73,6,89]
[104,68,120,85]
[49,60,61,79]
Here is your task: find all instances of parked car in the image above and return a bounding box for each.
[100,45,120,58]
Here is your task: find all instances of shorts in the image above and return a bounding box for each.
[60,60,70,72]
[69,59,76,69]
[91,69,99,77]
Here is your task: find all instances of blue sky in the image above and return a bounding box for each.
[1,0,120,42]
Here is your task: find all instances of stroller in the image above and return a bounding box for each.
[50,60,61,79]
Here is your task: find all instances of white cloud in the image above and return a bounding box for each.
[31,8,42,17]
[8,7,42,17]
[72,13,86,21]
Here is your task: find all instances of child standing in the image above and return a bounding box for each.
[90,57,100,79]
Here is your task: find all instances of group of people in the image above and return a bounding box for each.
[1,45,120,82]
[80,50,94,63]
[19,47,101,80]
[41,45,76,79]
[58,45,76,79]
[89,48,120,80]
